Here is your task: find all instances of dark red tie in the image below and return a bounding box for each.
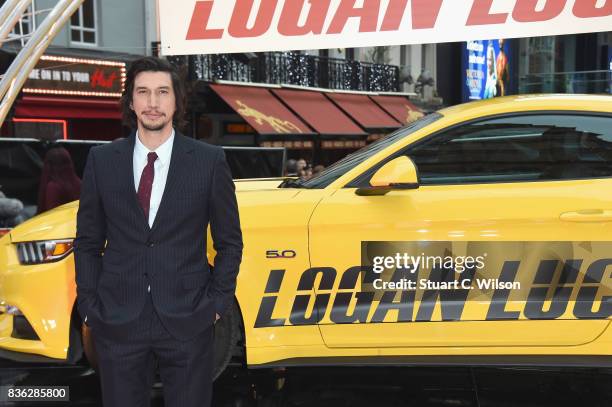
[137,152,157,221]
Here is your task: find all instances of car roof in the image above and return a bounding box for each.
[437,94,612,121]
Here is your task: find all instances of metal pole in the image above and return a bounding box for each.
[0,0,85,126]
[0,0,30,46]
[0,0,20,22]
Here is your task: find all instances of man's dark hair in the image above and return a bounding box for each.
[120,57,187,130]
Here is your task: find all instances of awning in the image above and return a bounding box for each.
[370,95,424,125]
[210,84,313,135]
[326,93,401,130]
[271,89,366,137]
[14,96,121,119]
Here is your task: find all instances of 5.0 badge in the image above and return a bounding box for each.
[266,250,297,259]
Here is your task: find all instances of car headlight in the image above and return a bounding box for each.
[15,239,74,265]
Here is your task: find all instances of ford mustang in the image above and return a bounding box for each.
[0,94,610,378]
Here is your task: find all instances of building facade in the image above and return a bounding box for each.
[1,0,158,141]
[435,32,611,106]
[517,32,611,95]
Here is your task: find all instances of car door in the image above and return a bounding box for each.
[308,112,612,348]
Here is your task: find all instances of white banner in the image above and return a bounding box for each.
[159,0,612,55]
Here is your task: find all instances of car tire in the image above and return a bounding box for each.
[80,300,242,381]
[213,301,242,380]
[81,322,98,370]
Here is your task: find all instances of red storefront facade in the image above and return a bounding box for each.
[7,55,126,141]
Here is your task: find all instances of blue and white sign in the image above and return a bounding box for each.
[462,39,512,102]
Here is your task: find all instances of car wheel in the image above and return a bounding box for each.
[213,301,241,380]
[81,323,98,370]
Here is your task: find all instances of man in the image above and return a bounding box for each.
[296,158,307,175]
[496,38,509,97]
[312,164,325,177]
[73,57,243,407]
[283,158,298,176]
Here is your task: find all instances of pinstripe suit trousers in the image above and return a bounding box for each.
[92,290,214,407]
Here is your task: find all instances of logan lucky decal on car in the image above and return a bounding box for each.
[255,241,611,327]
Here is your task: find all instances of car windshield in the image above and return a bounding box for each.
[281,113,443,189]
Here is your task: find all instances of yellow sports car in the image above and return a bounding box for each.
[0,94,611,378]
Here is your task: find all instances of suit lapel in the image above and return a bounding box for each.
[148,131,194,237]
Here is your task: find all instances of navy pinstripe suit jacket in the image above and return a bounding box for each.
[73,131,243,341]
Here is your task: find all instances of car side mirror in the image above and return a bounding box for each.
[356,156,419,196]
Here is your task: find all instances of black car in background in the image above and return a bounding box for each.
[0,137,286,227]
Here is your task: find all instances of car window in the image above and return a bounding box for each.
[290,113,442,189]
[352,113,612,186]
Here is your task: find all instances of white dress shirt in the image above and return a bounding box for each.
[133,129,175,228]
[134,130,174,295]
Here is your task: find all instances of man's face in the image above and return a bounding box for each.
[131,71,176,133]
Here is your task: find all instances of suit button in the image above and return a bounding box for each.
[147,241,155,248]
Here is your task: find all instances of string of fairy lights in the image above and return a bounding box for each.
[190,51,399,92]
[20,52,398,98]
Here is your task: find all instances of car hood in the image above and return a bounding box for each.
[234,177,288,191]
[9,201,79,243]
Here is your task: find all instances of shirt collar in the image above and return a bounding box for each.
[134,129,175,167]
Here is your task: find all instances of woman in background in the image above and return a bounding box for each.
[37,147,81,214]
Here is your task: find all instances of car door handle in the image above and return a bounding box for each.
[560,209,612,222]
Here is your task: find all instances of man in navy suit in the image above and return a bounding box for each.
[73,57,243,407]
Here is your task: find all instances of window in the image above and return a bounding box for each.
[296,113,442,189]
[404,114,612,185]
[70,0,97,45]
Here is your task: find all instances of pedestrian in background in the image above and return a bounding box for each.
[284,158,298,176]
[302,164,313,179]
[296,158,307,175]
[37,147,81,214]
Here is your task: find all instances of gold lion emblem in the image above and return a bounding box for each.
[236,100,303,134]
